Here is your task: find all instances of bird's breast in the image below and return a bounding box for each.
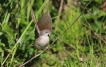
[35,36,50,49]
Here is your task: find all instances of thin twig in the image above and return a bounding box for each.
[1,53,11,66]
[19,0,93,67]
[19,47,48,67]
[50,0,92,46]
[55,0,64,31]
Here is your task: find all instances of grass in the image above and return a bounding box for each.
[0,0,106,67]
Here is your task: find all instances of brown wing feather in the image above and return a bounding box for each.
[37,12,52,33]
[31,9,40,35]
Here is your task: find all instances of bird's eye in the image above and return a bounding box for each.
[48,34,50,37]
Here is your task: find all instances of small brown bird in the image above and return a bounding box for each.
[31,9,52,49]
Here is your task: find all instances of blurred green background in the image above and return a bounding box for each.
[0,0,106,67]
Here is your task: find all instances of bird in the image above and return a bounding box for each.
[31,9,52,49]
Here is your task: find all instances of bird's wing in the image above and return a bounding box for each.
[37,12,52,34]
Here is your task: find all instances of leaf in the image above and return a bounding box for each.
[0,32,3,36]
[0,41,5,47]
[1,12,15,48]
